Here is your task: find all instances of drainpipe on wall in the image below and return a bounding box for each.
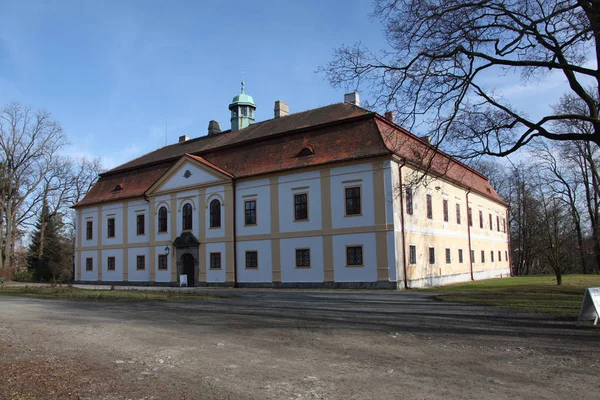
[466,190,474,281]
[398,161,409,289]
[506,206,512,277]
[232,180,238,288]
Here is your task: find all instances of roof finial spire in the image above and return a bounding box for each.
[241,71,245,93]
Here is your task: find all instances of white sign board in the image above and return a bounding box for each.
[577,287,600,326]
[179,274,188,287]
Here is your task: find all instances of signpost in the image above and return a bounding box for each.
[577,287,600,326]
[180,274,188,287]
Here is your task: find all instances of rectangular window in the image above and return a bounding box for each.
[345,186,361,215]
[295,249,311,267]
[479,210,483,228]
[136,255,145,270]
[294,193,308,221]
[498,251,502,262]
[505,251,508,261]
[406,188,413,215]
[426,194,433,219]
[503,218,506,233]
[471,250,475,263]
[158,254,168,270]
[428,247,435,264]
[244,200,257,225]
[136,214,145,235]
[491,251,494,262]
[86,220,93,240]
[496,216,500,231]
[468,207,473,226]
[409,245,417,264]
[210,253,221,269]
[245,251,258,268]
[481,250,485,263]
[445,248,451,264]
[107,218,115,238]
[489,213,493,230]
[85,257,93,271]
[456,203,461,224]
[458,249,464,263]
[346,246,363,266]
[107,256,115,271]
[443,199,449,222]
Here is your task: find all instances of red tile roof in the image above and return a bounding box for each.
[74,102,505,208]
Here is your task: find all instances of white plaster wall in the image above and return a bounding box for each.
[155,245,172,283]
[278,171,322,233]
[205,186,226,239]
[101,204,123,246]
[332,233,377,282]
[236,179,271,236]
[176,190,200,239]
[160,161,220,191]
[330,164,375,229]
[128,200,150,244]
[386,231,398,282]
[154,194,171,243]
[81,207,99,248]
[80,250,97,281]
[280,236,324,282]
[128,247,151,282]
[236,240,272,283]
[205,242,227,282]
[101,249,123,282]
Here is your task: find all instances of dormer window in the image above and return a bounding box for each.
[297,145,315,157]
[113,183,123,192]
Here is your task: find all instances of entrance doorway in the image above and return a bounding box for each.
[181,253,195,287]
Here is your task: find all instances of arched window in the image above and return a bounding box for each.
[158,206,168,233]
[209,199,221,228]
[182,203,193,230]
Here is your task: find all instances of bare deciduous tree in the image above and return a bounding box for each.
[0,102,67,269]
[322,0,599,158]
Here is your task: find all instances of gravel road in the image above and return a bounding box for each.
[1,289,598,399]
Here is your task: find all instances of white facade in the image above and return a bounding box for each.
[74,155,510,288]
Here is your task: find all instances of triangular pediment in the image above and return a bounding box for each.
[147,154,232,194]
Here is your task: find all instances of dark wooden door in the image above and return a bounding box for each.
[181,253,195,287]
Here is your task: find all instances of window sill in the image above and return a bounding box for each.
[209,267,222,270]
[344,213,363,218]
[293,219,310,222]
[345,264,364,268]
[295,265,311,269]
[244,267,259,269]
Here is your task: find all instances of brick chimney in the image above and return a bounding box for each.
[179,135,190,143]
[208,120,221,135]
[274,101,289,118]
[384,111,395,123]
[344,92,360,106]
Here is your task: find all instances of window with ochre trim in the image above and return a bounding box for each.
[136,255,146,270]
[158,206,168,233]
[107,256,116,271]
[245,251,258,268]
[107,218,115,238]
[158,254,168,270]
[244,200,257,225]
[136,214,145,235]
[345,187,361,215]
[295,249,310,267]
[294,193,308,221]
[182,203,193,231]
[85,258,93,271]
[210,252,221,269]
[346,246,363,266]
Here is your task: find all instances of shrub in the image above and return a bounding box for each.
[14,270,34,282]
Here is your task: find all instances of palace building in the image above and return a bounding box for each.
[73,85,510,288]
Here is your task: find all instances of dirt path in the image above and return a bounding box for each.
[1,290,598,399]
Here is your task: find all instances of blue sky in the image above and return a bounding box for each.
[0,0,582,169]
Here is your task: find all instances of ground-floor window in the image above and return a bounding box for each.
[498,251,501,262]
[505,251,508,262]
[458,249,463,263]
[136,255,146,270]
[409,245,416,264]
[429,247,435,264]
[481,251,485,263]
[158,254,168,270]
[346,246,363,266]
[107,256,116,271]
[245,251,258,268]
[210,252,221,269]
[471,250,475,263]
[86,258,93,271]
[491,251,494,262]
[445,248,451,264]
[295,249,311,267]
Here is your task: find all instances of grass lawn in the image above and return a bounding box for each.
[422,274,600,319]
[0,286,228,302]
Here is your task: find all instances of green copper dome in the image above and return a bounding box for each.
[230,81,255,106]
